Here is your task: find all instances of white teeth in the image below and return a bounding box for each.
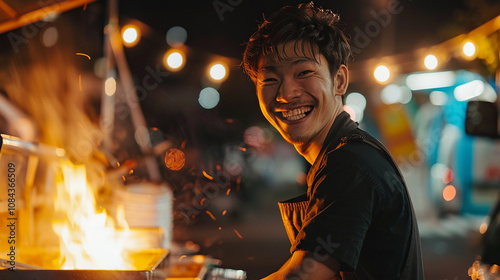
[280,107,311,120]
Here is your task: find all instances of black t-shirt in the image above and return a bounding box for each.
[278,112,423,279]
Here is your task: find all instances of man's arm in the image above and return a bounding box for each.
[260,251,340,280]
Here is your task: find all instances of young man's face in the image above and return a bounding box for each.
[255,42,347,147]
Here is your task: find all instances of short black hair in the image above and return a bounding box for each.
[243,2,352,81]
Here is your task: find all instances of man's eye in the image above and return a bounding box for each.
[298,70,313,76]
[263,78,278,83]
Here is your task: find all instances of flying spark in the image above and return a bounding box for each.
[206,211,216,220]
[76,53,91,60]
[233,229,243,239]
[202,171,214,180]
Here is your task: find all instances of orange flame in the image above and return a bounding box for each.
[51,160,133,269]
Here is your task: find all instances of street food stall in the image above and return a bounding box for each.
[0,0,246,279]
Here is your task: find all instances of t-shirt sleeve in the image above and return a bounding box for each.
[291,153,379,271]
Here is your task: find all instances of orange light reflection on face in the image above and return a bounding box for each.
[443,185,456,201]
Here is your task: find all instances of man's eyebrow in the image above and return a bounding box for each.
[258,58,316,73]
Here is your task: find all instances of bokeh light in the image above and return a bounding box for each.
[406,71,456,91]
[345,92,366,122]
[431,163,447,180]
[343,105,356,121]
[42,26,58,47]
[424,54,438,70]
[399,86,413,104]
[463,41,476,58]
[166,26,188,47]
[164,148,185,171]
[443,185,456,201]
[479,222,488,234]
[199,87,220,109]
[163,49,185,71]
[121,24,140,47]
[346,92,367,111]
[374,65,390,83]
[381,84,401,104]
[209,63,228,81]
[243,126,267,148]
[429,91,448,106]
[442,167,454,184]
[105,77,116,96]
[454,80,484,101]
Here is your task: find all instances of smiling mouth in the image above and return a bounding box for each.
[277,106,312,121]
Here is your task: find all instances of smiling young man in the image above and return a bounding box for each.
[243,2,424,280]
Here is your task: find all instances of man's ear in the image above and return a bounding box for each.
[333,65,349,96]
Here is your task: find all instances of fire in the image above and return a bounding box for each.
[51,160,133,270]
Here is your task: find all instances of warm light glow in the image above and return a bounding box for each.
[454,80,484,101]
[374,65,390,83]
[479,223,488,234]
[424,55,438,70]
[121,25,140,47]
[443,185,456,201]
[209,63,227,81]
[164,148,185,171]
[463,41,476,57]
[42,26,58,47]
[52,161,133,269]
[163,50,185,71]
[105,77,117,96]
[406,71,456,91]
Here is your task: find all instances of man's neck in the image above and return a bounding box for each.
[295,110,347,165]
[295,143,323,165]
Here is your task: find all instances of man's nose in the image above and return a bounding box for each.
[276,77,301,103]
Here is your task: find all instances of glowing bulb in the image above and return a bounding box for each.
[424,55,438,70]
[164,50,185,71]
[374,65,390,83]
[209,63,227,81]
[463,41,476,57]
[121,25,140,47]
